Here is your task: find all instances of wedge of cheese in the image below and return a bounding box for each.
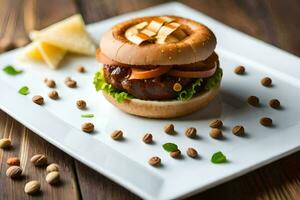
[21,42,43,61]
[30,14,96,56]
[21,41,66,69]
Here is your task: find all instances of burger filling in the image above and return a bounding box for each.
[94,53,222,102]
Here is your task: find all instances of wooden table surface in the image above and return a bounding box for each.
[0,0,300,199]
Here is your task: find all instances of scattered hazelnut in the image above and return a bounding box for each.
[77,65,86,73]
[187,148,198,158]
[64,77,77,88]
[142,133,153,144]
[234,66,245,75]
[32,95,44,105]
[48,90,59,100]
[76,100,87,109]
[7,157,20,166]
[111,130,123,140]
[148,156,161,166]
[185,127,197,138]
[209,128,223,139]
[81,122,94,133]
[170,149,181,158]
[247,96,259,107]
[209,119,223,128]
[24,180,41,195]
[6,166,22,178]
[269,99,280,109]
[0,138,11,149]
[46,163,60,173]
[232,125,245,136]
[261,77,272,87]
[260,117,273,127]
[30,154,47,166]
[46,171,60,184]
[44,79,56,88]
[164,124,175,135]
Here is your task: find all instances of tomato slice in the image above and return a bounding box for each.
[129,66,172,80]
[168,62,217,78]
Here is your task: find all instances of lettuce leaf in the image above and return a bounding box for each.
[205,67,223,90]
[176,68,223,101]
[177,78,203,101]
[93,68,133,103]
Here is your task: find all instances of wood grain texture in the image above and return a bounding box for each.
[0,0,300,199]
[0,111,80,199]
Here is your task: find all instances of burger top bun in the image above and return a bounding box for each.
[100,16,217,66]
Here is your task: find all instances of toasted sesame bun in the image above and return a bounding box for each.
[100,16,216,66]
[102,88,219,119]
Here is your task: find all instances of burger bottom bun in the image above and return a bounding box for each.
[102,88,219,119]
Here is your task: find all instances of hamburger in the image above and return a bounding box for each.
[94,16,222,118]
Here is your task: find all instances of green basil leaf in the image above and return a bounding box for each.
[162,143,178,152]
[81,113,94,118]
[18,86,29,95]
[3,65,23,75]
[211,151,227,164]
[93,68,133,103]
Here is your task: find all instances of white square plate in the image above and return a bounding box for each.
[1,2,300,199]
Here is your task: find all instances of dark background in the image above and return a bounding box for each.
[0,0,299,199]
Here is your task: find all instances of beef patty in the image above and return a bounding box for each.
[103,65,195,100]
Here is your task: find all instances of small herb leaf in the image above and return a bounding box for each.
[81,113,94,118]
[211,151,227,164]
[3,65,23,75]
[162,143,178,152]
[18,86,29,95]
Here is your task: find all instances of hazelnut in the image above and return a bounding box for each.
[46,163,60,173]
[32,95,44,105]
[76,100,87,109]
[48,90,59,100]
[148,156,161,166]
[170,149,181,158]
[81,122,94,133]
[232,125,245,136]
[261,77,272,87]
[234,66,245,75]
[260,117,273,126]
[6,166,22,178]
[164,124,175,135]
[7,157,20,166]
[77,65,86,73]
[111,130,123,140]
[269,99,280,109]
[209,119,223,128]
[142,133,153,144]
[187,148,198,158]
[185,127,197,138]
[24,180,40,195]
[64,77,77,88]
[46,171,60,184]
[30,154,47,166]
[209,128,222,139]
[247,96,259,107]
[0,138,11,149]
[44,79,56,88]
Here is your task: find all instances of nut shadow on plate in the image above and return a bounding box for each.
[176,88,247,121]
